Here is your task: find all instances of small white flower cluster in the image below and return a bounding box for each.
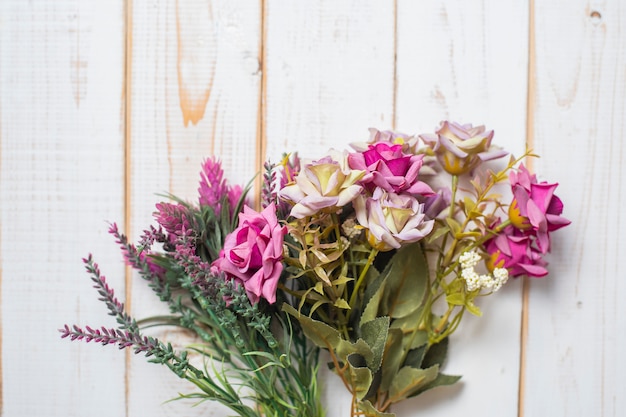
[341,217,362,239]
[459,250,509,292]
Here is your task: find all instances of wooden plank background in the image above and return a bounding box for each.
[0,1,623,416]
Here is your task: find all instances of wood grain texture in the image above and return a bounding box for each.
[394,2,529,416]
[524,1,626,416]
[126,1,261,415]
[0,1,127,416]
[1,1,625,416]
[264,0,396,162]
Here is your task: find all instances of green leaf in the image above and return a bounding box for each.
[331,275,354,286]
[445,292,466,306]
[403,344,427,369]
[388,365,439,403]
[411,373,462,398]
[336,338,373,366]
[379,328,404,393]
[466,299,482,316]
[282,304,342,351]
[360,316,389,372]
[357,400,396,417]
[427,225,450,243]
[422,337,448,369]
[380,243,428,319]
[347,354,374,401]
[360,270,387,324]
[314,266,331,285]
[445,217,462,235]
[334,298,351,310]
[463,196,476,215]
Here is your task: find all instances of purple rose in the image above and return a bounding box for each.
[212,203,286,304]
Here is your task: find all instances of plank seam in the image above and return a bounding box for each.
[256,0,267,209]
[123,0,134,416]
[392,0,398,130]
[518,0,535,416]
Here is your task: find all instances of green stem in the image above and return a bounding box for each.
[448,175,459,219]
[348,248,379,309]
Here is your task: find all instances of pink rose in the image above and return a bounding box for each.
[484,225,548,278]
[212,203,286,304]
[348,142,433,196]
[508,164,570,253]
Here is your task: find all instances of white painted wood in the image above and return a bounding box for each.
[524,2,626,416]
[264,0,396,163]
[394,2,529,416]
[0,1,127,416]
[127,1,261,416]
[1,1,625,416]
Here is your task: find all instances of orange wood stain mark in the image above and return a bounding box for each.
[176,0,217,127]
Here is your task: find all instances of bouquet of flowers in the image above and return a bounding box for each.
[61,121,570,417]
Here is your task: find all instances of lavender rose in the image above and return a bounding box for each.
[280,150,365,218]
[354,188,434,251]
[420,121,507,175]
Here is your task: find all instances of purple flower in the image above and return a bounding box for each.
[484,225,548,278]
[420,121,507,175]
[212,203,286,304]
[280,150,365,218]
[508,164,571,253]
[423,188,452,220]
[348,142,434,196]
[354,188,434,251]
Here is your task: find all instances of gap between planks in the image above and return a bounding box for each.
[518,0,536,416]
[123,0,134,416]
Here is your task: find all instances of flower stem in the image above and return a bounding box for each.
[348,248,379,311]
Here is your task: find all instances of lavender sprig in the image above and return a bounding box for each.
[82,254,137,331]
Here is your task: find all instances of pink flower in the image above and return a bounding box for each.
[420,121,507,175]
[212,203,286,304]
[354,188,434,251]
[280,151,365,218]
[508,164,571,253]
[199,157,228,210]
[227,184,243,214]
[484,225,548,278]
[198,158,246,217]
[154,202,191,238]
[348,142,434,196]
